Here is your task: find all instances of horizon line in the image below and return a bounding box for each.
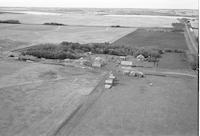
[0,6,198,10]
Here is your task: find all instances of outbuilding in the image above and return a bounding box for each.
[119,56,126,61]
[105,79,114,85]
[92,61,102,67]
[122,70,130,75]
[105,84,112,89]
[120,61,133,67]
[109,74,116,80]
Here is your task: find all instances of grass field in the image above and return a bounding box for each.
[193,29,198,38]
[112,29,188,50]
[0,24,136,51]
[69,75,198,136]
[0,61,104,136]
[158,53,190,69]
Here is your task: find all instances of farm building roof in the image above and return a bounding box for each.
[136,54,145,59]
[120,61,133,66]
[105,79,114,84]
[105,84,112,89]
[92,61,102,67]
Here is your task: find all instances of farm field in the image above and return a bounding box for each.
[158,53,190,69]
[112,29,188,50]
[0,13,180,27]
[68,75,198,136]
[0,61,105,136]
[0,7,198,136]
[111,29,190,70]
[0,24,136,51]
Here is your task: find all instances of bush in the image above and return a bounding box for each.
[190,61,198,70]
[111,25,121,28]
[174,49,185,53]
[190,55,198,71]
[21,42,163,60]
[0,20,21,24]
[164,48,185,53]
[158,50,164,54]
[43,22,65,26]
[165,49,172,52]
[22,44,80,60]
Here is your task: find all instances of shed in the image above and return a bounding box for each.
[122,70,130,75]
[109,74,116,80]
[135,71,144,78]
[121,66,132,70]
[119,56,126,61]
[105,79,114,85]
[92,61,102,67]
[120,61,133,67]
[129,71,136,76]
[105,84,112,89]
[95,57,105,62]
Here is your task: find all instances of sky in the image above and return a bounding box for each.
[0,0,198,9]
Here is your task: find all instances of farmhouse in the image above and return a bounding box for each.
[92,57,106,67]
[136,54,145,61]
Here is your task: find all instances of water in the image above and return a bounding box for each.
[4,11,61,16]
[104,14,195,19]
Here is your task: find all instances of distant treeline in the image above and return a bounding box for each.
[21,42,162,60]
[0,20,21,24]
[111,25,121,28]
[43,22,65,26]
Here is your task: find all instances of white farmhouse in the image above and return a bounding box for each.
[136,54,145,61]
